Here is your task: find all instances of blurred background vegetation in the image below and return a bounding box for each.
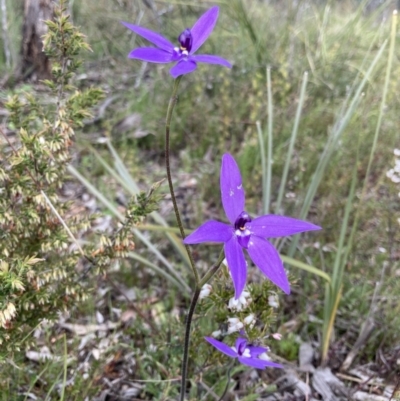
[0,0,399,399]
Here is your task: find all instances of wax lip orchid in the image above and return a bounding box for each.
[121,6,232,78]
[184,153,321,298]
[205,336,282,370]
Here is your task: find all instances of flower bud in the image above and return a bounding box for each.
[272,333,282,341]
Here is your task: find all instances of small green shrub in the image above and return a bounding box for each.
[0,1,158,357]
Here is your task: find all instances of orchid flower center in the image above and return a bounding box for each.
[178,28,193,52]
[237,340,250,357]
[234,212,252,249]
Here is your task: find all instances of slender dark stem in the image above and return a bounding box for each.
[179,252,225,401]
[217,361,235,401]
[165,77,199,284]
[179,286,201,401]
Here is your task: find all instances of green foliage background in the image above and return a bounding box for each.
[0,0,399,399]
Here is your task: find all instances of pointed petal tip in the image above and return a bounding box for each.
[190,54,232,68]
[265,361,284,369]
[220,153,245,223]
[190,6,220,53]
[222,152,235,161]
[274,274,290,295]
[249,215,322,239]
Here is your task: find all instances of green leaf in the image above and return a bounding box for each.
[281,255,331,283]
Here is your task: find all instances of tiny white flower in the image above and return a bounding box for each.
[394,148,400,156]
[268,295,279,308]
[227,317,244,334]
[211,330,222,338]
[228,290,251,311]
[199,284,212,299]
[243,313,255,328]
[148,344,157,352]
[387,169,394,178]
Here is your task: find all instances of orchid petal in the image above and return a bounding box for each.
[190,6,219,53]
[191,54,232,68]
[220,153,245,224]
[129,48,173,63]
[248,345,268,357]
[170,60,197,78]
[224,237,247,299]
[205,337,237,358]
[121,22,175,52]
[238,356,268,369]
[247,236,290,294]
[238,356,283,369]
[235,337,247,352]
[249,215,321,238]
[183,221,232,244]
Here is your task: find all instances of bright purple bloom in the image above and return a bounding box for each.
[184,153,321,298]
[205,336,282,369]
[121,6,232,78]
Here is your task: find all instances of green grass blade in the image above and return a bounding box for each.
[67,165,190,293]
[264,66,273,214]
[301,38,387,220]
[128,252,190,296]
[90,145,134,194]
[281,255,331,283]
[342,10,398,277]
[60,335,67,401]
[256,121,267,213]
[321,137,359,364]
[104,140,191,268]
[288,37,388,258]
[275,71,308,214]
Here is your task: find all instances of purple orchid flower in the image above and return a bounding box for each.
[205,336,282,369]
[183,153,321,298]
[121,6,232,78]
